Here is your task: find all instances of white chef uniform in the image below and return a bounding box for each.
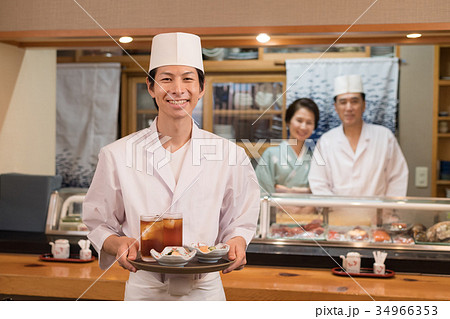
[308,122,408,226]
[309,122,408,197]
[83,118,260,300]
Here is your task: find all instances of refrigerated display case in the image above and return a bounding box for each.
[248,194,450,274]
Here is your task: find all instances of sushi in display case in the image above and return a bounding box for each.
[248,194,450,274]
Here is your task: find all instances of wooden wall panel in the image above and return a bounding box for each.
[0,0,449,36]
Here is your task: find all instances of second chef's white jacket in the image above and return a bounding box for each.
[308,122,408,197]
[83,118,260,300]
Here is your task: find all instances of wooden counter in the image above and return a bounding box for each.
[0,253,448,301]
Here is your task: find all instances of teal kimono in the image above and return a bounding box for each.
[255,141,312,195]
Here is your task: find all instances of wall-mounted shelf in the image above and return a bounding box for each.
[432,45,450,197]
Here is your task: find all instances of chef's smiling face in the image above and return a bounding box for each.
[147,65,205,119]
[334,92,365,127]
[288,107,315,142]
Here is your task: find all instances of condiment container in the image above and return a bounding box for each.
[49,239,70,259]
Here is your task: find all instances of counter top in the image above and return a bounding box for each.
[0,253,126,300]
[0,253,449,301]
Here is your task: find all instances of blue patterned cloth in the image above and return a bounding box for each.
[286,58,399,142]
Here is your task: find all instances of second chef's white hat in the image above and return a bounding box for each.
[149,32,204,73]
[333,74,364,97]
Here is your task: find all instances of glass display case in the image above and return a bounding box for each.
[249,194,450,274]
[211,80,284,141]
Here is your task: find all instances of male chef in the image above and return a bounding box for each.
[83,32,260,300]
[308,74,408,197]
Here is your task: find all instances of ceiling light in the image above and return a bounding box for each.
[119,36,133,43]
[406,33,422,39]
[256,33,270,43]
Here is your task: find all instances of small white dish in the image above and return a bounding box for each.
[190,243,229,263]
[150,247,196,267]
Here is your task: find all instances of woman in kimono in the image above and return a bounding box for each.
[255,98,319,195]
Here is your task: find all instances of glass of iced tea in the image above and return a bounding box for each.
[140,215,164,261]
[163,212,183,247]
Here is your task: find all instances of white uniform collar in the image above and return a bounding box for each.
[337,121,370,142]
[148,116,200,144]
[145,116,204,194]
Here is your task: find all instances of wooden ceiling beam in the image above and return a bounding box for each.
[1,22,450,40]
[11,35,450,49]
[2,22,450,49]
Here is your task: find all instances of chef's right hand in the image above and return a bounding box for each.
[103,235,139,272]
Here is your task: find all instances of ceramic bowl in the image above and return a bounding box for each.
[190,243,229,263]
[150,246,196,267]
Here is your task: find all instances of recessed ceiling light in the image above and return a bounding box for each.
[119,36,133,43]
[406,33,422,39]
[256,33,270,43]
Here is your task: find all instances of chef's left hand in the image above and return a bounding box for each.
[223,236,247,274]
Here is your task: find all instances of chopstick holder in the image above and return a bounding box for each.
[373,251,387,274]
[78,239,92,260]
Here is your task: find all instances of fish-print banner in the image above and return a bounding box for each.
[56,63,121,187]
[286,57,399,141]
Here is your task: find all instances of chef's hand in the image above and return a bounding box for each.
[223,236,247,274]
[103,235,139,273]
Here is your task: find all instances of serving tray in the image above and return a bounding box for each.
[331,267,395,278]
[39,253,95,263]
[128,256,235,274]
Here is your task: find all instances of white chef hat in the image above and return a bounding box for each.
[333,74,364,97]
[149,32,204,73]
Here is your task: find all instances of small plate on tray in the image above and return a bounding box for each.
[332,267,395,278]
[128,252,235,274]
[39,254,95,263]
[189,243,230,263]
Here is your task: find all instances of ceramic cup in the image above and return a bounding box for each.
[373,263,386,275]
[50,239,70,259]
[80,249,92,260]
[344,252,361,273]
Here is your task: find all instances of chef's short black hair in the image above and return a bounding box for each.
[147,67,205,110]
[285,98,320,129]
[333,92,366,102]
